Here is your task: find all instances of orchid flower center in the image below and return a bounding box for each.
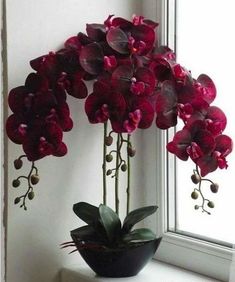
[186,142,203,160]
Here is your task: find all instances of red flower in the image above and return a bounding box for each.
[167,121,216,162]
[197,135,233,176]
[85,81,126,125]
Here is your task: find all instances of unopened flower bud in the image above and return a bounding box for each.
[191,174,200,184]
[14,197,21,205]
[105,154,113,162]
[106,169,112,176]
[28,191,35,200]
[207,201,214,208]
[127,147,136,157]
[31,174,40,185]
[191,191,199,200]
[14,159,23,169]
[121,164,127,172]
[194,205,200,210]
[210,183,219,193]
[12,179,20,188]
[104,136,113,146]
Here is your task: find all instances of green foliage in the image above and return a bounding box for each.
[99,204,121,242]
[123,228,156,242]
[122,206,158,233]
[72,201,158,248]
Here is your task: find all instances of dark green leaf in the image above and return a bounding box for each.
[70,225,107,244]
[122,205,158,233]
[71,225,96,241]
[99,204,121,243]
[122,228,156,243]
[73,202,100,226]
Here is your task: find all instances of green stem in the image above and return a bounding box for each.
[126,134,131,215]
[102,122,107,205]
[115,134,120,215]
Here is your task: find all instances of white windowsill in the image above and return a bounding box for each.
[60,259,221,282]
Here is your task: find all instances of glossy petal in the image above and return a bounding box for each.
[79,43,104,75]
[156,81,178,129]
[205,106,227,135]
[134,67,156,95]
[197,156,218,177]
[66,75,88,99]
[86,24,106,41]
[30,52,59,77]
[167,129,191,161]
[131,25,155,54]
[64,36,82,50]
[6,114,27,144]
[106,28,129,54]
[197,74,216,104]
[8,86,28,114]
[111,65,133,93]
[215,135,233,157]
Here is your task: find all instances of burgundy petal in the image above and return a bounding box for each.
[79,43,104,75]
[66,75,88,99]
[86,24,106,41]
[8,86,28,114]
[6,115,27,144]
[30,52,59,77]
[193,130,215,155]
[106,28,129,54]
[197,156,218,177]
[64,36,82,50]
[197,74,216,104]
[25,73,49,92]
[135,99,154,129]
[156,81,178,129]
[131,25,155,54]
[134,67,156,95]
[215,135,233,157]
[53,142,68,157]
[206,106,227,135]
[111,65,132,92]
[167,129,191,161]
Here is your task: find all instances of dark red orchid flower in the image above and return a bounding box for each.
[111,65,156,96]
[8,73,56,117]
[30,52,59,80]
[197,134,233,176]
[111,97,154,133]
[22,120,67,161]
[167,120,216,163]
[85,81,126,124]
[6,15,233,173]
[106,17,156,56]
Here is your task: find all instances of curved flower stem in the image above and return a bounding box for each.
[195,166,211,215]
[102,122,107,205]
[20,161,35,210]
[115,134,121,215]
[126,134,131,215]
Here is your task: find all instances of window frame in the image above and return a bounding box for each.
[149,1,234,281]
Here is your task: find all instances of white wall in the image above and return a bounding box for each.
[5,1,158,282]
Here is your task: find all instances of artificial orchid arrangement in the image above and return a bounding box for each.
[6,12,233,245]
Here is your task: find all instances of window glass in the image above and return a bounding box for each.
[175,0,235,244]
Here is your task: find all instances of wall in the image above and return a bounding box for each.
[5,1,159,282]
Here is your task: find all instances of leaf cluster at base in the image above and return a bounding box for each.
[71,202,158,249]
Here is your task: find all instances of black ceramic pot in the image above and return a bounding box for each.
[73,237,162,278]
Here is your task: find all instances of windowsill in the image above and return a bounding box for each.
[60,259,221,282]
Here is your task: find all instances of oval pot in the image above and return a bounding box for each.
[73,237,162,278]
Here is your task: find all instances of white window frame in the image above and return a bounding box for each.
[146,1,234,281]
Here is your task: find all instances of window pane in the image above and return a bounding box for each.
[175,0,235,244]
